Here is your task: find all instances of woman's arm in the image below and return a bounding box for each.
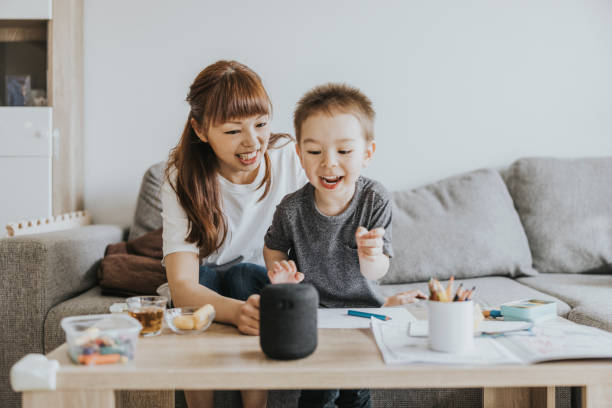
[165,251,261,335]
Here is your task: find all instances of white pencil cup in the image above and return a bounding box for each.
[427,300,474,353]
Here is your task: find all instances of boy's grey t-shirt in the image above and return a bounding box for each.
[264,176,393,308]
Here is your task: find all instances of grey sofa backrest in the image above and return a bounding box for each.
[383,168,536,284]
[128,162,165,241]
[504,156,612,274]
[130,156,612,280]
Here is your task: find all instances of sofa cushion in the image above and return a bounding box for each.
[379,277,571,317]
[43,286,125,353]
[128,162,165,241]
[568,306,612,333]
[382,169,537,284]
[505,157,612,274]
[517,274,612,310]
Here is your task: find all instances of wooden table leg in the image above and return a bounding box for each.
[23,390,115,408]
[116,390,174,408]
[483,387,555,408]
[581,385,612,408]
[531,387,555,408]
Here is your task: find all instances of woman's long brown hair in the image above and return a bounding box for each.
[166,60,290,259]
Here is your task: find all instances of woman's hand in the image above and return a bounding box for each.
[383,289,428,307]
[235,294,262,336]
[267,260,304,284]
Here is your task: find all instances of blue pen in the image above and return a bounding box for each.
[347,310,391,321]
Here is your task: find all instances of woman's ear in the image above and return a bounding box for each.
[191,118,208,143]
[362,141,376,168]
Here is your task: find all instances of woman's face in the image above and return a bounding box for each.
[192,114,270,184]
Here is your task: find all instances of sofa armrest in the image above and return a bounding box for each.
[0,225,123,402]
[0,225,124,315]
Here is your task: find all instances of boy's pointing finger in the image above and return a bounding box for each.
[359,228,385,239]
[355,226,368,238]
[369,228,385,237]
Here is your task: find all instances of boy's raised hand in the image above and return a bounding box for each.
[355,226,385,261]
[268,260,304,284]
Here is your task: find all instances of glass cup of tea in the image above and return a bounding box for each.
[126,296,168,337]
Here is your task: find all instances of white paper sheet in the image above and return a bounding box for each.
[372,319,521,365]
[408,320,534,337]
[495,318,612,363]
[372,316,612,365]
[318,307,416,329]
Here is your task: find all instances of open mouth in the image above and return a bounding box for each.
[320,176,344,189]
[236,150,259,165]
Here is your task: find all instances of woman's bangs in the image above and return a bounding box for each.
[210,77,271,125]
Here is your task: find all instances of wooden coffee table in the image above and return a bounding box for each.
[19,322,612,408]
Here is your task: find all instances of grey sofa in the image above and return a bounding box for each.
[2,156,611,408]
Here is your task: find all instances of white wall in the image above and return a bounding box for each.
[84,0,612,227]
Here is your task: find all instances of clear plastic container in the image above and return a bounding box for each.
[61,314,142,365]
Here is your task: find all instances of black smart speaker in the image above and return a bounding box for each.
[260,283,319,360]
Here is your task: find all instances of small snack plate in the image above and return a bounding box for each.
[165,305,215,335]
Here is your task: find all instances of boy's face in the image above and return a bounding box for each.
[296,111,375,204]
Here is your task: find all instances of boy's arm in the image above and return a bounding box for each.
[355,227,390,280]
[357,185,394,280]
[263,245,289,271]
[264,204,302,284]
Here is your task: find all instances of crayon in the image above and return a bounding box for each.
[78,353,121,365]
[446,276,454,300]
[347,310,391,321]
[453,283,464,301]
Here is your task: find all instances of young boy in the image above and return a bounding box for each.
[263,83,423,408]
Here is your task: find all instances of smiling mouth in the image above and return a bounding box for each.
[236,150,259,164]
[320,176,344,189]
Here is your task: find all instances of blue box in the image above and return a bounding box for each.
[500,299,557,322]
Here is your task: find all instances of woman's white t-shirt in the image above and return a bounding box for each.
[161,141,307,267]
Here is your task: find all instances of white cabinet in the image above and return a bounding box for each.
[1,107,52,156]
[0,0,51,20]
[1,0,83,237]
[0,107,52,230]
[0,157,52,228]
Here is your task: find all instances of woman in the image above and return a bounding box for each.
[162,60,306,408]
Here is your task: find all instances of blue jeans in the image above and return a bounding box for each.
[299,389,372,408]
[198,263,269,301]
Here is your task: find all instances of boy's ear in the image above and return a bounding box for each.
[295,142,305,169]
[362,141,376,168]
[191,118,208,143]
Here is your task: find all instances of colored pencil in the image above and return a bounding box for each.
[347,310,391,321]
